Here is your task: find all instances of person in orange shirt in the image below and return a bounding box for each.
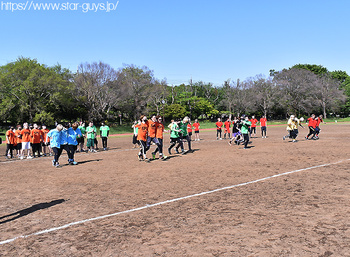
[20,122,32,159]
[31,123,44,158]
[192,119,200,141]
[14,125,22,158]
[41,125,52,156]
[151,116,168,160]
[5,126,15,159]
[224,118,231,139]
[145,115,161,156]
[215,118,223,140]
[135,115,150,162]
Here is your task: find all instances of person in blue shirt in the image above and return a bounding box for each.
[46,124,63,167]
[67,122,82,165]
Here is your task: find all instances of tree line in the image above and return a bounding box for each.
[1,57,349,126]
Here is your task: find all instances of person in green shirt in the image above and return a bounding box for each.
[178,116,192,152]
[86,121,97,152]
[241,116,252,149]
[99,122,110,150]
[168,120,184,154]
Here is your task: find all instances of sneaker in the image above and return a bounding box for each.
[151,152,156,160]
[283,136,286,140]
[72,161,78,165]
[175,149,179,154]
[92,149,97,153]
[27,156,33,159]
[103,148,107,151]
[220,138,222,140]
[228,141,232,146]
[52,160,56,166]
[138,155,143,161]
[20,156,24,160]
[55,162,60,167]
[144,158,150,163]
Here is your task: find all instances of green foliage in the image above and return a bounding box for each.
[292,64,329,75]
[33,111,55,126]
[164,104,188,120]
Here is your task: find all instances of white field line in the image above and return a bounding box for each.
[1,158,349,246]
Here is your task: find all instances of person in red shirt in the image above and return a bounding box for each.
[5,126,15,159]
[249,115,258,138]
[30,123,44,158]
[20,122,32,159]
[151,116,168,160]
[224,118,231,139]
[216,118,223,140]
[187,122,193,141]
[136,115,150,162]
[314,114,326,139]
[192,119,200,141]
[260,116,267,138]
[305,114,317,140]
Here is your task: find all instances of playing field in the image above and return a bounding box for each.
[0,123,349,256]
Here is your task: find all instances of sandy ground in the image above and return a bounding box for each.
[0,123,349,256]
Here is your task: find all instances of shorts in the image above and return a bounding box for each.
[17,144,22,150]
[195,130,199,133]
[87,138,95,148]
[22,142,31,150]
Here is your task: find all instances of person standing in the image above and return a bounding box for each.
[30,123,44,158]
[41,125,51,156]
[77,122,86,152]
[5,126,15,159]
[20,123,32,159]
[215,118,223,140]
[192,119,200,141]
[99,122,110,150]
[224,118,231,139]
[14,125,22,158]
[86,121,97,152]
[260,115,267,138]
[249,116,258,138]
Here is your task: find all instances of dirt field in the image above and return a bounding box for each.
[0,123,349,256]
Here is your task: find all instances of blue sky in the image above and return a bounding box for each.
[1,0,349,85]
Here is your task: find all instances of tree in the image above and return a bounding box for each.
[116,64,155,120]
[250,75,277,117]
[74,62,120,121]
[273,68,317,116]
[314,74,346,118]
[164,103,188,120]
[0,57,74,124]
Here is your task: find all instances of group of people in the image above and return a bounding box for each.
[132,115,196,162]
[283,114,325,142]
[4,121,110,167]
[215,115,268,140]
